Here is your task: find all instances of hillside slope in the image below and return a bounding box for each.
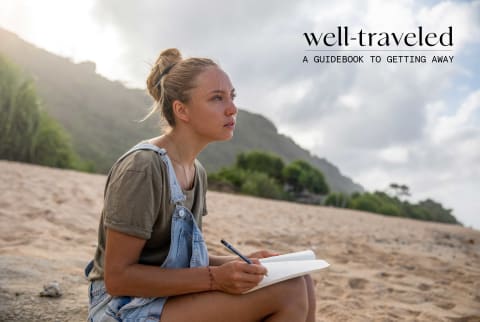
[0,28,362,194]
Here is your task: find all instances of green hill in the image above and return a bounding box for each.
[0,28,363,194]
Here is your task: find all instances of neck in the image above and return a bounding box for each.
[164,128,208,166]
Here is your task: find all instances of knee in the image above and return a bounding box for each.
[303,274,316,308]
[273,277,309,313]
[303,274,314,288]
[303,274,316,297]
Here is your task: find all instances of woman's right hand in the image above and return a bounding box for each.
[209,260,267,294]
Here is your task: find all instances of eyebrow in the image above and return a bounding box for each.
[209,88,236,95]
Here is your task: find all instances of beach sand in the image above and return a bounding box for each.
[0,160,479,321]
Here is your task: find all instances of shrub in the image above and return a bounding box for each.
[240,171,285,199]
[236,151,285,182]
[283,160,329,194]
[324,192,351,208]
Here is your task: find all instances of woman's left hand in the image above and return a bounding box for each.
[248,250,280,259]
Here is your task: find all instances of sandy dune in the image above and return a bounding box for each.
[0,160,479,321]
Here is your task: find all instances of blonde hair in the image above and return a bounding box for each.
[144,48,217,127]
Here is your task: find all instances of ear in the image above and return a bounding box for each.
[172,100,190,123]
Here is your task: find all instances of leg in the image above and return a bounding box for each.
[303,275,316,322]
[160,277,309,322]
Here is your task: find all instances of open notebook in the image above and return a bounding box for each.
[244,250,329,293]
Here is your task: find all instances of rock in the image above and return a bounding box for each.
[39,281,62,298]
[348,278,368,290]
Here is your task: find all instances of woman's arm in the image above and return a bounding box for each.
[209,251,279,266]
[104,228,267,297]
[209,254,236,266]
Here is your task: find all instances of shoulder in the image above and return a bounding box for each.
[109,149,166,182]
[194,159,207,176]
[194,159,208,184]
[193,159,209,216]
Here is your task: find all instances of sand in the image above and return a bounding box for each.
[0,160,479,321]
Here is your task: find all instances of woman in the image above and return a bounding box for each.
[85,48,316,321]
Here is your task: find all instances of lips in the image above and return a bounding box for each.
[224,120,236,128]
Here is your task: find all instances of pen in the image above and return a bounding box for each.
[221,239,253,264]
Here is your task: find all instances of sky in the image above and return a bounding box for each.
[1,0,479,229]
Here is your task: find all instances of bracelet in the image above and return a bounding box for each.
[207,266,215,291]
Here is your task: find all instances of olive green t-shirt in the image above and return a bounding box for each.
[88,148,208,281]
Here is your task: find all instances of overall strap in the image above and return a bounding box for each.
[115,142,186,205]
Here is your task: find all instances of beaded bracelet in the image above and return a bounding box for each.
[207,266,215,291]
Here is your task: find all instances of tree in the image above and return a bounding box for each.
[236,151,285,182]
[0,57,41,161]
[0,54,90,170]
[282,160,329,195]
[414,199,458,224]
[388,182,411,198]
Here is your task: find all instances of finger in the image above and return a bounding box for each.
[235,276,263,289]
[262,250,280,257]
[242,263,268,275]
[241,271,265,283]
[253,250,279,259]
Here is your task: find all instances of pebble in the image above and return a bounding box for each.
[39,281,62,298]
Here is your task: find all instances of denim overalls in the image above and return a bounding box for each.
[84,142,210,322]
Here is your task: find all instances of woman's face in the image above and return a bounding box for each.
[182,66,238,142]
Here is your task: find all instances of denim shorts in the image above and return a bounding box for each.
[87,279,166,322]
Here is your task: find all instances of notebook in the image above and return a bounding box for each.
[244,250,329,293]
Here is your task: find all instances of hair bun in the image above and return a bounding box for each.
[156,48,182,68]
[147,48,182,101]
[143,48,217,127]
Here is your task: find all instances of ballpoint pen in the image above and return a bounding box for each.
[220,239,253,264]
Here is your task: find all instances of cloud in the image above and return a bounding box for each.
[430,90,480,143]
[379,146,410,164]
[92,0,309,88]
[343,89,480,227]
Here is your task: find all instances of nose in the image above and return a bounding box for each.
[226,99,237,116]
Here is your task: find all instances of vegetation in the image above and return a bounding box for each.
[0,54,92,171]
[212,151,460,225]
[388,183,411,198]
[324,184,459,225]
[324,192,352,208]
[236,151,285,182]
[209,150,328,202]
[283,160,329,194]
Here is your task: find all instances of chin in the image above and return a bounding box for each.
[215,131,235,142]
[217,134,234,142]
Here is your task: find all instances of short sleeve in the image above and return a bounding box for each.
[199,162,208,216]
[103,155,162,239]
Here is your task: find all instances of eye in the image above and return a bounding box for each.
[231,93,237,100]
[212,95,223,101]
